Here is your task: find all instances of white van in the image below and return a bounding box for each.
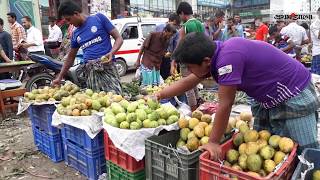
[111,17,168,76]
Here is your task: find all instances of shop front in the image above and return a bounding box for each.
[197,0,229,20]
[128,0,176,18]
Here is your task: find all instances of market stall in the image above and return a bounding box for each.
[18,77,320,180]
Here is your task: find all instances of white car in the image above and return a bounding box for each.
[111,17,168,76]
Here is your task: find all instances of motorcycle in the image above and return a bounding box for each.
[25,52,83,91]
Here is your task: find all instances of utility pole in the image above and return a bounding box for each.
[309,0,311,13]
[309,0,312,24]
[82,0,89,15]
[230,0,234,17]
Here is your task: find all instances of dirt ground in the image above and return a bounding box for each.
[0,112,91,180]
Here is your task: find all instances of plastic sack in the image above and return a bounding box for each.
[174,96,191,117]
[134,68,141,80]
[198,102,219,115]
[299,154,314,180]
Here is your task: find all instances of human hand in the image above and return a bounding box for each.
[52,76,62,87]
[153,92,162,101]
[101,52,112,64]
[134,61,140,69]
[170,64,177,75]
[199,142,222,161]
[218,22,224,30]
[20,43,29,49]
[164,52,171,58]
[231,26,236,32]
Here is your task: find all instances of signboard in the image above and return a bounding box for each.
[9,0,35,25]
[197,0,229,7]
[239,10,261,17]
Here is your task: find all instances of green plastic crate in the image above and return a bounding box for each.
[107,161,145,180]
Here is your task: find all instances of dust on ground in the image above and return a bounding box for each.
[0,113,86,180]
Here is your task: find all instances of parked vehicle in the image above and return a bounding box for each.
[111,17,168,76]
[25,53,83,91]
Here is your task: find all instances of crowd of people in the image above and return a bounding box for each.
[142,4,320,114]
[152,2,319,159]
[109,1,320,158]
[0,12,72,63]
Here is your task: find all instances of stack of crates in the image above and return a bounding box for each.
[62,124,106,180]
[145,130,201,180]
[291,148,320,179]
[104,130,145,180]
[28,104,64,162]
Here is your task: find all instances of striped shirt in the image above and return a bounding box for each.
[10,22,26,49]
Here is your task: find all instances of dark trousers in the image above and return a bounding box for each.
[0,73,11,80]
[30,51,45,55]
[160,57,171,80]
[44,41,61,57]
[0,60,11,79]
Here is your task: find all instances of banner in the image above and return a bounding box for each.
[9,0,35,24]
[197,0,229,7]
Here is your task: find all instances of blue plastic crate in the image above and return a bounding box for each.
[28,104,60,135]
[32,125,64,162]
[63,139,106,180]
[291,148,320,180]
[61,124,104,151]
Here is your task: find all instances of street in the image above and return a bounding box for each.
[0,115,88,180]
[120,70,135,83]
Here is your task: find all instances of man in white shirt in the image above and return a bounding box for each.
[44,17,62,57]
[19,16,45,55]
[311,8,320,75]
[280,15,309,60]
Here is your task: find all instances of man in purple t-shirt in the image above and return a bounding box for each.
[157,32,319,158]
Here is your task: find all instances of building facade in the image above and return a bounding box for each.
[90,0,112,17]
[232,0,270,24]
[48,0,90,17]
[123,0,228,19]
[197,0,229,19]
[127,0,176,18]
[1,0,42,36]
[312,0,320,12]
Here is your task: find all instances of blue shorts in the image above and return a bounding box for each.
[139,64,161,86]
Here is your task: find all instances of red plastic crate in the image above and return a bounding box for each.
[199,137,298,180]
[104,130,145,173]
